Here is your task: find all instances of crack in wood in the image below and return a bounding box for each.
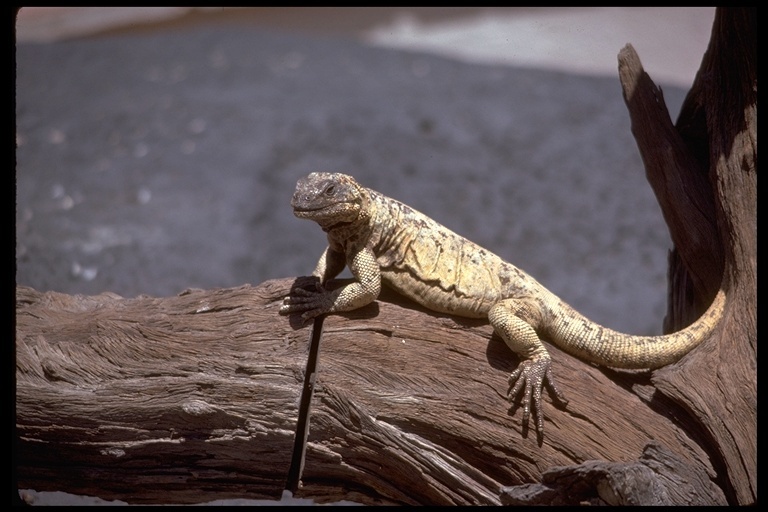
[285,315,325,493]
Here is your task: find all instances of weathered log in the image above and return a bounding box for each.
[15,283,301,504]
[14,279,722,505]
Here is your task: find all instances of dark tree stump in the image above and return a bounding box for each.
[617,7,756,505]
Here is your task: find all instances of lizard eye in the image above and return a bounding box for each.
[324,185,335,196]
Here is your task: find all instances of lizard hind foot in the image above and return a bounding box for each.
[507,356,568,436]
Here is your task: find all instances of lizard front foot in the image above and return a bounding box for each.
[279,283,334,321]
[507,355,568,437]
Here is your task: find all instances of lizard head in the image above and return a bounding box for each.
[291,172,368,231]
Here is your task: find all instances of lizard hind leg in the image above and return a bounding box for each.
[488,299,568,437]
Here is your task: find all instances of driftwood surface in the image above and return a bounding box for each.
[13,280,724,505]
[15,7,755,506]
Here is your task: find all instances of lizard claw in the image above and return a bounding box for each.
[279,283,332,320]
[507,356,568,437]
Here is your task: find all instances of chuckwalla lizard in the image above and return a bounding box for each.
[279,172,725,436]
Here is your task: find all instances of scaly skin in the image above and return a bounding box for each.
[280,172,725,437]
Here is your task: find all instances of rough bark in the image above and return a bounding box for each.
[15,7,755,506]
[500,441,726,506]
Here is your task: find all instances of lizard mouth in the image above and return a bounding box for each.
[293,202,358,220]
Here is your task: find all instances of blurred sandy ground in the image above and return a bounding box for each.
[15,7,714,88]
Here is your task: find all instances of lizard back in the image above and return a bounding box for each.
[366,190,539,318]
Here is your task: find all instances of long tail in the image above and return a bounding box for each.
[546,288,726,369]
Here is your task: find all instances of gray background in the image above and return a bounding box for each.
[15,7,715,505]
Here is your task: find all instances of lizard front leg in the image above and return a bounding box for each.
[312,246,347,285]
[489,298,568,437]
[280,246,381,321]
[279,246,345,318]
